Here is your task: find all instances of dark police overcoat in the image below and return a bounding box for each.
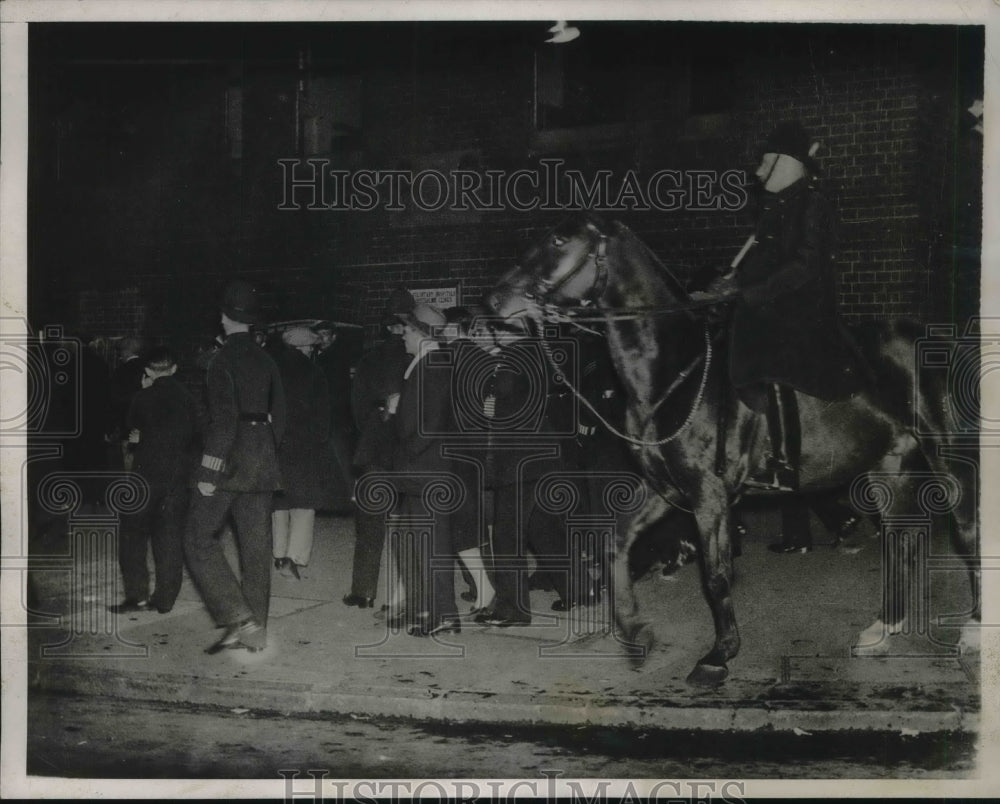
[195,331,286,492]
[729,177,857,400]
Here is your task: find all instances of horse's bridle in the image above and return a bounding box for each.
[529,222,610,306]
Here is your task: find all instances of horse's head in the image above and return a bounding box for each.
[487,215,611,322]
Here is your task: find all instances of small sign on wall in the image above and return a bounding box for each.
[411,285,459,309]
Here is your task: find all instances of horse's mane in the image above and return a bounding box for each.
[609,221,690,302]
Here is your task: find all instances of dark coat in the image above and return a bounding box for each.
[316,338,354,430]
[729,177,857,400]
[195,331,286,492]
[569,332,632,472]
[127,375,201,490]
[392,346,457,495]
[110,357,146,439]
[351,338,410,472]
[455,338,566,489]
[314,340,356,510]
[273,345,333,510]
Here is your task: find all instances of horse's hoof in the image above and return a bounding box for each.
[624,623,656,666]
[686,662,728,687]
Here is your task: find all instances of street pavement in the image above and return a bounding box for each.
[23,506,979,737]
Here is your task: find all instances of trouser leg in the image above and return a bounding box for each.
[779,499,813,550]
[765,384,786,465]
[118,507,151,603]
[286,508,316,566]
[777,384,801,477]
[350,506,385,600]
[526,496,571,604]
[272,508,290,559]
[810,491,857,538]
[183,489,253,626]
[755,384,800,490]
[428,510,457,621]
[149,484,187,611]
[491,483,532,620]
[231,492,274,627]
[458,547,494,609]
[398,497,424,618]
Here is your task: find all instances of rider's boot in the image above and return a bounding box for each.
[747,384,800,492]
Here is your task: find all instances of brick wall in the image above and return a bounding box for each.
[30,23,983,356]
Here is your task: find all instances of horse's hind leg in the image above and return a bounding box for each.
[686,477,739,686]
[855,433,980,654]
[925,448,980,652]
[613,485,672,664]
[912,357,981,649]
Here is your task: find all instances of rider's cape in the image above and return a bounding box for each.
[729,177,861,402]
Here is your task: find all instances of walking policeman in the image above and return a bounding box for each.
[184,280,286,653]
[709,121,856,492]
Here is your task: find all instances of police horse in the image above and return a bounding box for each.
[489,215,979,686]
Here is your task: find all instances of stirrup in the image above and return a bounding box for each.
[745,461,797,492]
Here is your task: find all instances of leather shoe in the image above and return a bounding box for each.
[479,612,530,628]
[149,595,173,614]
[107,600,149,614]
[473,608,497,624]
[342,593,375,609]
[768,542,811,554]
[205,617,266,654]
[408,616,461,637]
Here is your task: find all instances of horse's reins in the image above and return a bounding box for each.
[536,322,713,448]
[523,225,716,448]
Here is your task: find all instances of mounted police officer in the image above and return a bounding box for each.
[706,121,857,492]
[184,280,286,654]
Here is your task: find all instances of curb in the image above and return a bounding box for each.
[32,662,978,735]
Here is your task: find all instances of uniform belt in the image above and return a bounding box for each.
[239,412,270,424]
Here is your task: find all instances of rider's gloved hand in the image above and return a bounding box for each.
[705,272,739,298]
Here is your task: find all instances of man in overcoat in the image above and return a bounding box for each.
[468,316,573,627]
[110,346,201,614]
[342,287,414,612]
[184,280,286,653]
[392,304,461,635]
[271,326,331,578]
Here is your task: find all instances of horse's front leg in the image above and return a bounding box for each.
[613,483,672,664]
[687,477,740,686]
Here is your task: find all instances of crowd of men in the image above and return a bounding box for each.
[78,277,634,652]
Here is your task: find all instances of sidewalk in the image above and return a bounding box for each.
[26,511,979,735]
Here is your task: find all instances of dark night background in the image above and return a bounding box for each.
[28,21,984,363]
